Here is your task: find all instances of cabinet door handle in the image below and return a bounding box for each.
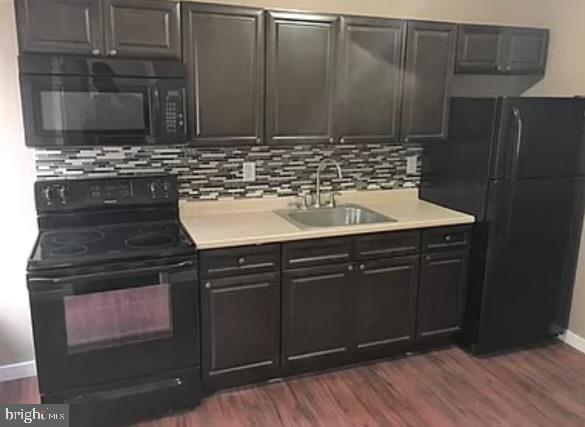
[359,264,365,271]
[205,282,211,289]
[238,257,246,266]
[347,265,354,272]
[444,235,452,242]
[92,49,101,56]
[329,137,335,143]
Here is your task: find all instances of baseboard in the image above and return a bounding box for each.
[559,330,585,354]
[0,360,36,382]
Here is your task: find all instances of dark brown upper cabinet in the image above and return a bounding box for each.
[182,3,264,145]
[400,21,457,143]
[15,0,180,59]
[456,25,548,75]
[266,11,338,145]
[337,16,406,144]
[455,25,502,73]
[103,0,181,59]
[15,0,103,56]
[502,27,549,74]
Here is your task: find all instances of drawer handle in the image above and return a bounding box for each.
[445,235,452,242]
[359,264,365,271]
[238,257,246,265]
[347,265,354,272]
[205,282,211,289]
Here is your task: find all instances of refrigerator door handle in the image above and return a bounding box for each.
[511,107,524,180]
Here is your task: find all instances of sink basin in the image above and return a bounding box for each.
[275,204,396,229]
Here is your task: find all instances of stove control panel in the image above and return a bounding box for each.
[40,183,71,207]
[35,175,178,212]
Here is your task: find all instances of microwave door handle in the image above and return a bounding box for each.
[150,87,161,136]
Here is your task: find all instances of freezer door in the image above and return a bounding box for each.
[476,177,585,353]
[492,98,585,180]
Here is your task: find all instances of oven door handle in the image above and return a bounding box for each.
[29,260,196,293]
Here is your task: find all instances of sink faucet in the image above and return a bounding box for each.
[315,159,343,208]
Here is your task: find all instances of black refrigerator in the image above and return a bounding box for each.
[421,97,585,354]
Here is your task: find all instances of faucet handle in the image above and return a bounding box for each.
[300,193,315,210]
[323,192,341,208]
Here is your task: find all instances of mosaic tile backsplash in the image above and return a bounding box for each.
[35,144,422,200]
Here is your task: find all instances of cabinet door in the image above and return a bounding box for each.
[337,16,405,144]
[400,21,456,142]
[282,263,353,373]
[501,28,549,74]
[183,4,264,145]
[455,25,503,73]
[417,250,468,340]
[103,0,180,59]
[201,272,280,390]
[15,0,103,55]
[354,256,418,359]
[266,11,338,145]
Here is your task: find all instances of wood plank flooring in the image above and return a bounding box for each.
[1,343,584,426]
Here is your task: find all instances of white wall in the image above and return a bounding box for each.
[0,0,37,367]
[0,0,583,369]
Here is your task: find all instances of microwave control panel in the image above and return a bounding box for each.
[163,89,186,137]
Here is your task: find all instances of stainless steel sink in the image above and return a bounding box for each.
[275,203,396,229]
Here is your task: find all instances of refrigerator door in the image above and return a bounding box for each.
[492,98,585,180]
[475,177,585,353]
[420,97,500,221]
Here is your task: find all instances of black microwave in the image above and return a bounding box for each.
[19,54,187,147]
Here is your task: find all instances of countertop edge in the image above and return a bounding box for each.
[192,216,475,250]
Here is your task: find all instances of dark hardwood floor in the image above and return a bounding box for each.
[1,343,584,426]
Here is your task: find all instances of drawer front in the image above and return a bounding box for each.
[354,231,420,260]
[422,226,471,252]
[282,237,353,269]
[200,244,280,278]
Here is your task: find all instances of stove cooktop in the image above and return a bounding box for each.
[28,220,196,271]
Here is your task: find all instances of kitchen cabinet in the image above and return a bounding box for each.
[266,11,338,145]
[15,0,180,59]
[282,263,353,373]
[502,27,549,74]
[103,0,181,59]
[354,255,419,358]
[182,3,264,145]
[201,272,280,390]
[417,248,469,342]
[337,16,406,144]
[15,0,103,56]
[456,25,548,74]
[400,21,457,143]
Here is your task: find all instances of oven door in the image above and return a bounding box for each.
[20,74,158,147]
[28,259,199,394]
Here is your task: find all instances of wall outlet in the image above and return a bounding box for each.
[406,155,418,175]
[243,162,256,182]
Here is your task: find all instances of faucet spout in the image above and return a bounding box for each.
[315,159,343,208]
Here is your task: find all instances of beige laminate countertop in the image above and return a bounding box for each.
[180,189,475,250]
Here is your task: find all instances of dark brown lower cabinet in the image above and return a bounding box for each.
[282,263,354,373]
[201,272,280,390]
[416,250,469,342]
[354,256,419,358]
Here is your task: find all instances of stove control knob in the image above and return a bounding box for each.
[43,186,54,206]
[57,185,70,205]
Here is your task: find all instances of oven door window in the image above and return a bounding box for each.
[64,277,172,353]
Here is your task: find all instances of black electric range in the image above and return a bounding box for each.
[27,175,201,426]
